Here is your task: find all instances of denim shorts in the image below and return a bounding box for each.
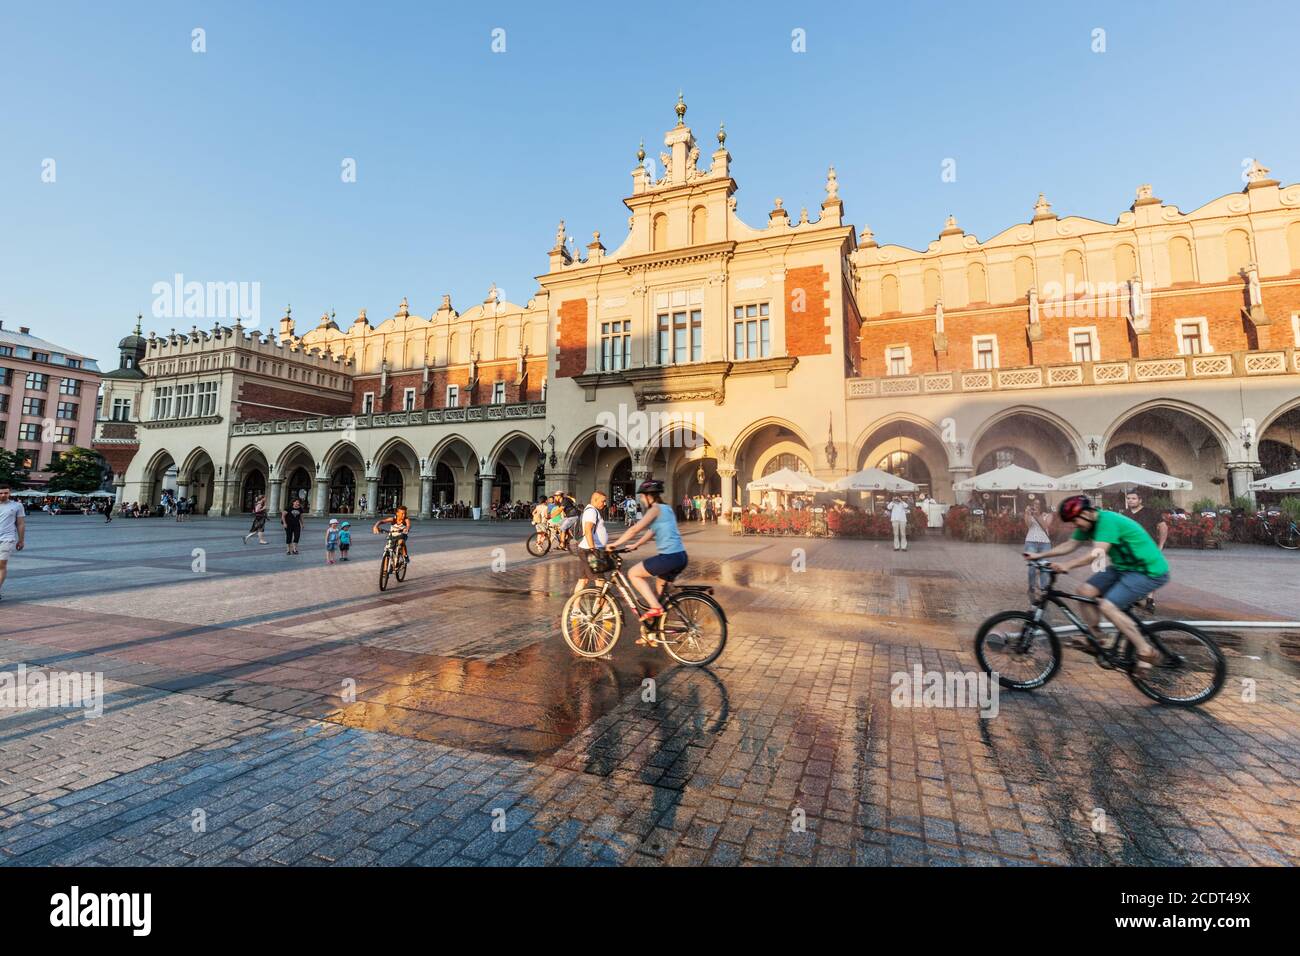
[1086,569,1169,610]
[643,551,688,578]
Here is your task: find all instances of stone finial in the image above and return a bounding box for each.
[717,122,726,145]
[134,314,142,335]
[675,91,687,127]
[486,283,498,304]
[825,166,839,200]
[1244,159,1278,190]
[636,139,645,164]
[940,214,963,237]
[1032,193,1056,221]
[440,294,452,311]
[799,207,810,224]
[355,309,368,324]
[858,225,877,248]
[397,297,410,317]
[773,197,784,209]
[1136,183,1153,200]
[554,219,566,249]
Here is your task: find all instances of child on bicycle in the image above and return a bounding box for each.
[372,504,412,562]
[607,478,687,641]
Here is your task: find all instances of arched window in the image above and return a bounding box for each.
[762,454,810,476]
[923,268,942,309]
[881,274,900,313]
[977,447,1039,474]
[1225,228,1252,276]
[1113,243,1137,283]
[691,205,708,244]
[1014,256,1035,298]
[966,261,988,303]
[1169,236,1195,284]
[1288,222,1300,273]
[1105,444,1169,473]
[652,213,668,251]
[1062,249,1086,289]
[875,450,931,494]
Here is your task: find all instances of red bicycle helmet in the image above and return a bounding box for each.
[1058,494,1093,521]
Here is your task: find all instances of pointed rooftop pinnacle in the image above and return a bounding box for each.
[940,214,963,237]
[1033,193,1056,221]
[675,91,687,127]
[717,122,726,146]
[134,314,142,335]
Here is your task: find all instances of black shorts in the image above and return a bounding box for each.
[285,525,301,544]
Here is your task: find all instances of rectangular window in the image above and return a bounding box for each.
[56,401,78,420]
[18,423,40,441]
[732,303,771,360]
[362,392,375,414]
[66,358,81,369]
[26,372,48,391]
[152,385,173,420]
[59,378,80,395]
[973,335,998,370]
[175,383,195,418]
[886,346,910,376]
[600,320,631,371]
[1175,318,1210,356]
[22,396,45,417]
[196,381,218,416]
[492,381,506,404]
[0,345,11,356]
[56,426,75,445]
[32,351,49,363]
[18,449,36,470]
[403,387,416,411]
[0,367,9,385]
[0,394,6,413]
[655,290,704,365]
[445,385,459,408]
[111,397,132,421]
[1072,332,1093,362]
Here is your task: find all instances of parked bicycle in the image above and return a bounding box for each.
[526,522,575,556]
[562,547,727,665]
[975,559,1225,706]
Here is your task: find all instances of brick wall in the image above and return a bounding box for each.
[234,382,353,422]
[350,358,548,413]
[557,299,588,377]
[856,281,1300,375]
[784,266,832,356]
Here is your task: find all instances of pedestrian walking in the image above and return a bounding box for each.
[1023,501,1053,594]
[0,483,26,603]
[243,494,269,544]
[325,518,340,564]
[886,495,910,551]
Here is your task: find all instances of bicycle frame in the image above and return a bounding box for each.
[1028,565,1143,666]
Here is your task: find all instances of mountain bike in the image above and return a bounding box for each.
[526,522,575,556]
[561,547,727,666]
[1273,515,1300,550]
[377,530,409,591]
[974,560,1225,706]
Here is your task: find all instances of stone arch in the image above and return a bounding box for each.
[231,444,270,513]
[852,414,950,506]
[969,406,1086,467]
[427,434,480,506]
[319,439,364,476]
[1103,401,1234,503]
[485,430,543,473]
[851,412,946,468]
[274,441,315,478]
[1102,399,1235,457]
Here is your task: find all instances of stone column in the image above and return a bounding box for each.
[365,477,379,516]
[1227,463,1256,506]
[313,475,330,516]
[175,479,190,515]
[947,466,972,506]
[546,468,577,497]
[719,466,736,523]
[419,476,433,519]
[268,477,284,515]
[112,476,126,507]
[477,473,495,517]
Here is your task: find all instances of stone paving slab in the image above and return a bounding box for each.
[0,518,1296,865]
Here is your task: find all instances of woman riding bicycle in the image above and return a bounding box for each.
[607,478,687,637]
[372,504,412,562]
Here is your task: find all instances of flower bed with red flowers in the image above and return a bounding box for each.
[737,507,928,538]
[1163,512,1228,549]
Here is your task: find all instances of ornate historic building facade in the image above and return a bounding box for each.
[95,99,1300,516]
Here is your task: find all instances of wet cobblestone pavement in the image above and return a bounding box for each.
[1,516,1297,866]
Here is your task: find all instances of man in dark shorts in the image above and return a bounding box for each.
[1027,495,1168,672]
[281,498,304,555]
[1124,489,1168,611]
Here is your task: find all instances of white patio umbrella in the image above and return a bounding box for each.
[1054,468,1100,490]
[746,468,828,493]
[953,464,1060,493]
[1065,462,1191,492]
[45,490,79,498]
[830,467,918,493]
[10,489,44,498]
[1251,469,1300,492]
[84,490,116,498]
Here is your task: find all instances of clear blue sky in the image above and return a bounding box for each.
[2,0,1296,368]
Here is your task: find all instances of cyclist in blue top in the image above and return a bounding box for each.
[608,478,687,635]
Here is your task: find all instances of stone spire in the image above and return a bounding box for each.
[1032,193,1057,222]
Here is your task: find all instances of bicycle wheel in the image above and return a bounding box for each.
[1128,622,1226,706]
[657,592,727,666]
[1274,524,1299,550]
[379,553,391,591]
[974,611,1061,690]
[526,531,551,557]
[395,548,408,582]
[562,589,622,658]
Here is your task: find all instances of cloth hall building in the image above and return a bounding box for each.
[94,99,1300,518]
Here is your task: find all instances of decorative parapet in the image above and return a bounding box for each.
[229,402,545,437]
[846,348,1298,399]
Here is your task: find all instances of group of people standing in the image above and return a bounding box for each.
[680,492,723,523]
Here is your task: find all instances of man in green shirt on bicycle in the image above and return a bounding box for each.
[1028,495,1168,672]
